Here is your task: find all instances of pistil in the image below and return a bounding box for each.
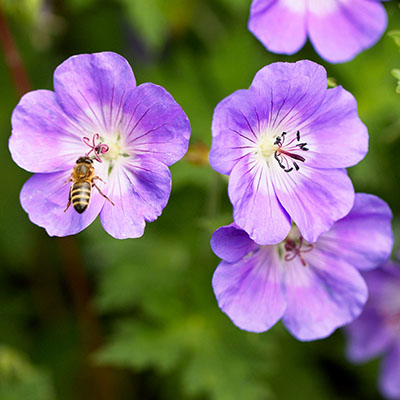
[82,133,109,163]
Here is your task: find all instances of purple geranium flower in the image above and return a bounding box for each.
[211,193,393,341]
[9,52,190,239]
[248,0,388,63]
[210,60,368,245]
[346,262,400,399]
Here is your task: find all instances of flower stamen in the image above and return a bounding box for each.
[273,130,309,173]
[284,236,314,267]
[82,133,109,163]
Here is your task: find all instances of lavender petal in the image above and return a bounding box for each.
[212,246,286,333]
[282,246,368,341]
[54,52,136,134]
[20,170,105,236]
[318,193,393,271]
[9,90,85,173]
[308,0,388,63]
[228,156,292,245]
[121,83,190,166]
[99,155,171,239]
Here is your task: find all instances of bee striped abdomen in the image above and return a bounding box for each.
[71,181,91,214]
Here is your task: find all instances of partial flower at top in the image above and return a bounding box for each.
[248,0,388,63]
[210,60,368,245]
[346,262,400,399]
[9,52,190,239]
[211,193,393,341]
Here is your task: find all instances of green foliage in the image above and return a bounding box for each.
[389,30,400,94]
[0,0,43,23]
[388,30,400,48]
[117,0,167,50]
[0,345,55,400]
[392,68,400,94]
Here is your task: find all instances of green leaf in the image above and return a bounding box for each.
[0,345,56,400]
[0,0,43,22]
[391,69,400,94]
[119,0,168,50]
[392,69,400,80]
[95,318,273,400]
[388,30,400,48]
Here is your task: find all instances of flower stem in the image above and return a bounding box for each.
[0,7,31,96]
[56,237,116,400]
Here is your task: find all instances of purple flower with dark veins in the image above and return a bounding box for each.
[346,262,400,399]
[210,60,368,245]
[248,0,388,63]
[211,194,393,341]
[9,52,190,239]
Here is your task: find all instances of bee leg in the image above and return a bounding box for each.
[64,187,72,212]
[64,200,72,212]
[92,182,115,206]
[93,175,105,183]
[64,174,73,185]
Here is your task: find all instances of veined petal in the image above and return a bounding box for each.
[272,164,354,243]
[248,0,307,55]
[318,194,393,271]
[212,246,286,333]
[99,155,171,239]
[210,224,258,264]
[250,60,327,132]
[379,344,400,400]
[282,247,367,341]
[228,156,291,245]
[300,86,368,169]
[210,89,268,175]
[54,52,136,134]
[20,170,105,237]
[121,83,190,166]
[308,0,388,63]
[10,90,86,173]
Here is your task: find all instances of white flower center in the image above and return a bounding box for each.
[258,135,278,159]
[104,141,122,161]
[97,133,131,177]
[253,130,309,173]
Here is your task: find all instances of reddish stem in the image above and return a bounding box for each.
[0,7,31,96]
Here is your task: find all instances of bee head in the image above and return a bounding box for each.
[76,156,93,165]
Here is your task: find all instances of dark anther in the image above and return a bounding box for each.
[294,162,299,171]
[284,167,293,173]
[284,238,297,252]
[296,130,300,141]
[274,137,281,145]
[274,151,286,170]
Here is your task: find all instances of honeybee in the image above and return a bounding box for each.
[64,156,114,214]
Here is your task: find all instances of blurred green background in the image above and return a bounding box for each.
[0,0,399,399]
